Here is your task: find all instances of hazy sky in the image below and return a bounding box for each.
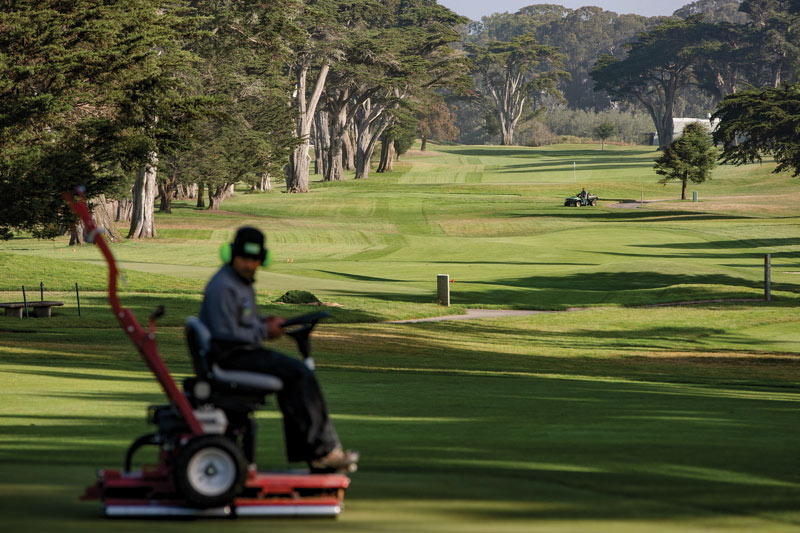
[437,1,694,20]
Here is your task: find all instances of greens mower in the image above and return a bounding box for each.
[65,190,350,518]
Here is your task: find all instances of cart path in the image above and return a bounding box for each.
[387,299,761,324]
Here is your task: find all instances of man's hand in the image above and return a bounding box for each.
[266,315,286,339]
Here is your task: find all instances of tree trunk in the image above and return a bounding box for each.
[158,174,178,213]
[355,119,389,179]
[354,130,372,179]
[314,110,330,177]
[258,172,272,191]
[287,61,330,193]
[325,106,348,182]
[196,182,206,208]
[288,144,312,192]
[501,127,514,146]
[68,223,84,246]
[343,127,355,170]
[128,152,158,239]
[420,136,428,151]
[377,137,395,173]
[207,183,232,210]
[354,100,390,180]
[681,174,687,200]
[175,182,196,200]
[70,194,123,245]
[116,198,133,222]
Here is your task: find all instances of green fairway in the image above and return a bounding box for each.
[1,142,799,531]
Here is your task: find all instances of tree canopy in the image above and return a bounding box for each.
[712,83,800,176]
[467,34,567,145]
[0,0,202,239]
[591,16,716,149]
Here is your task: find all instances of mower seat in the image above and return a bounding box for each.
[185,316,283,395]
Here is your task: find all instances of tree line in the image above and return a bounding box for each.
[1,0,469,240]
[2,0,800,240]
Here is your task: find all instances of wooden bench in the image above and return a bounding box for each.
[0,301,64,318]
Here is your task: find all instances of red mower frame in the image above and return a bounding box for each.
[65,190,350,518]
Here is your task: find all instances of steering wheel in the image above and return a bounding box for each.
[280,310,330,361]
[281,310,331,328]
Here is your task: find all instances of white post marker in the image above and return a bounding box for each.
[437,274,450,307]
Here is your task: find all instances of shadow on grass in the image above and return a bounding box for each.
[456,271,766,291]
[507,209,754,222]
[634,237,800,250]
[3,361,800,525]
[601,249,800,266]
[443,147,656,159]
[329,270,782,308]
[499,161,657,175]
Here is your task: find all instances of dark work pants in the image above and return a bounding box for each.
[217,347,339,463]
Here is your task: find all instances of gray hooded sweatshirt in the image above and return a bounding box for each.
[199,264,268,347]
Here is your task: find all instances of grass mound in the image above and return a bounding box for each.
[275,289,321,304]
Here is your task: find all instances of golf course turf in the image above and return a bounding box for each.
[1,143,799,531]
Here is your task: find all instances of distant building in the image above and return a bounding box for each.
[650,116,720,146]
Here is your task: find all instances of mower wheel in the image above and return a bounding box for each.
[574,201,581,207]
[174,435,247,508]
[590,199,597,206]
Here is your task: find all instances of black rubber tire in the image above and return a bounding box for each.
[590,199,597,206]
[574,202,581,207]
[173,435,247,508]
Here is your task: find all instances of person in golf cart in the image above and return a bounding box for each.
[199,226,358,473]
[578,188,588,201]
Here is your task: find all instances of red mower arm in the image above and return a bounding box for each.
[63,190,203,435]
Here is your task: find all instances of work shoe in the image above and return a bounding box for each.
[309,447,359,473]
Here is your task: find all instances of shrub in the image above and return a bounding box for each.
[274,290,321,304]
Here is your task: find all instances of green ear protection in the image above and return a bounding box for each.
[220,242,273,267]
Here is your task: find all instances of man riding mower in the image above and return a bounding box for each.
[66,191,354,518]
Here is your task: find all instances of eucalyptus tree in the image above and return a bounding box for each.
[465,6,652,112]
[467,34,568,146]
[591,16,715,149]
[694,22,753,100]
[318,0,467,181]
[351,0,468,179]
[739,0,800,87]
[674,0,750,23]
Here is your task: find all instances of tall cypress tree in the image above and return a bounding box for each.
[654,122,717,200]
